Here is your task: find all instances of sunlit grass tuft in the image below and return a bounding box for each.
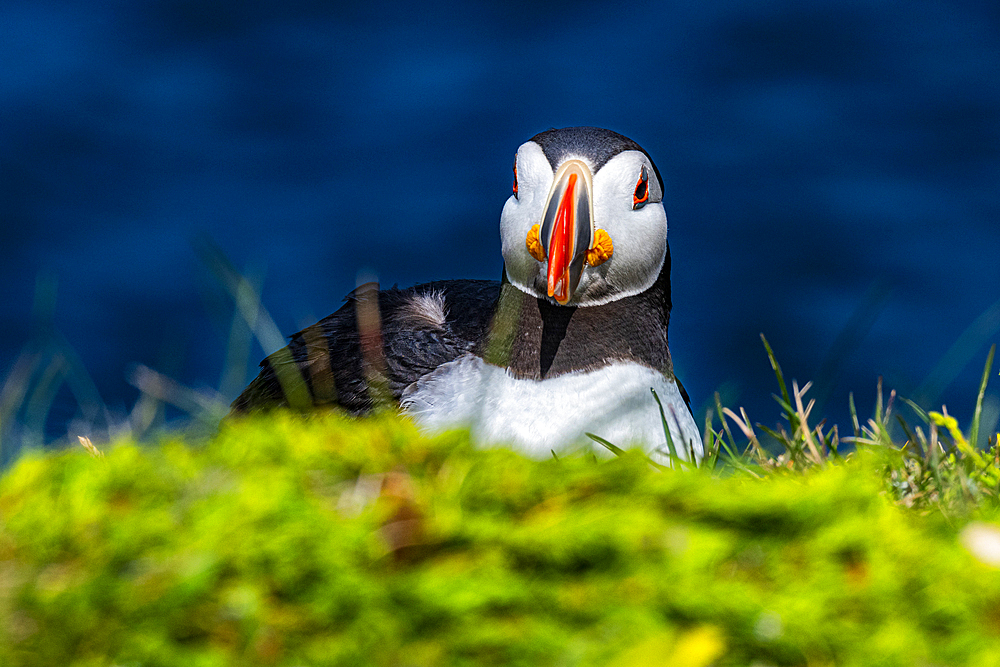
[703,336,1000,514]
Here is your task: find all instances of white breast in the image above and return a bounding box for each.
[400,354,703,465]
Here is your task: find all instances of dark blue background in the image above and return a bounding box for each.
[3,0,999,451]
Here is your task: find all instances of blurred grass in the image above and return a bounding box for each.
[4,410,1000,666]
[3,254,1000,664]
[0,246,266,464]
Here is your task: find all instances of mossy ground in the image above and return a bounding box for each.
[3,411,1000,666]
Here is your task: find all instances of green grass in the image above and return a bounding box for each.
[3,266,1000,665]
[712,338,1000,511]
[3,379,1000,666]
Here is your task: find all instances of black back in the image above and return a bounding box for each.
[229,280,499,414]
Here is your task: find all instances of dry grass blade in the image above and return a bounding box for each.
[195,237,314,411]
[77,435,103,459]
[792,380,824,465]
[354,279,392,410]
[721,407,763,458]
[128,365,228,421]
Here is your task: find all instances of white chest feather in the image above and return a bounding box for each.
[400,354,702,464]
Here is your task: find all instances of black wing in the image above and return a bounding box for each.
[229,279,500,415]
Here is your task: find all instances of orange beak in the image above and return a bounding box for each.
[539,159,595,305]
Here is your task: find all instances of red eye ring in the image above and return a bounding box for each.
[632,165,649,209]
[513,158,518,199]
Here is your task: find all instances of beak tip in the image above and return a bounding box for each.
[540,159,595,307]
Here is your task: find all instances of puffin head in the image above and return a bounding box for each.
[500,127,668,307]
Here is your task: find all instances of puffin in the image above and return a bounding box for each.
[231,127,703,463]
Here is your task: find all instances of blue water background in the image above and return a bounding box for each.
[2,0,998,451]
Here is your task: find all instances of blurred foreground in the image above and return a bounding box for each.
[3,411,1000,666]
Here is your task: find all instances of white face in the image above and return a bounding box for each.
[500,141,668,307]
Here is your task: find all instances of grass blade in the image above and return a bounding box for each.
[702,410,720,470]
[900,396,929,424]
[650,388,680,463]
[761,334,791,411]
[714,392,740,456]
[970,344,996,449]
[586,432,626,457]
[585,432,669,471]
[849,392,860,438]
[895,414,923,459]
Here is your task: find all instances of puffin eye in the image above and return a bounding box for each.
[512,158,519,199]
[632,165,649,210]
